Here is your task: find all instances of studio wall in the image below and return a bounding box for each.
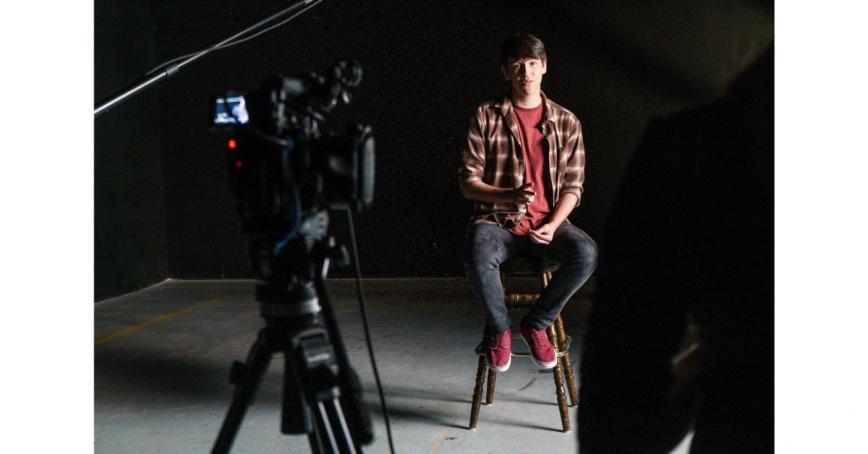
[95,0,773,299]
[95,1,168,299]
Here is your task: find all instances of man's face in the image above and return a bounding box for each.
[501,57,547,97]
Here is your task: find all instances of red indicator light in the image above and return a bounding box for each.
[235,160,243,169]
[228,139,237,149]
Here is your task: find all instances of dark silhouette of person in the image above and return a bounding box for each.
[578,44,774,453]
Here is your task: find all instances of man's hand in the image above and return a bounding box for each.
[509,182,536,205]
[530,222,557,245]
[461,180,537,205]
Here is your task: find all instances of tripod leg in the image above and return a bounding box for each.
[314,401,340,454]
[282,353,313,435]
[324,399,358,454]
[308,431,325,454]
[212,332,273,454]
[313,277,374,445]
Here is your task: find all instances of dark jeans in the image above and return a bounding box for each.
[464,222,598,332]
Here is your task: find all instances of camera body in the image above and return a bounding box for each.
[211,61,375,237]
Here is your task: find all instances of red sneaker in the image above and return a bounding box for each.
[485,327,512,372]
[520,320,557,369]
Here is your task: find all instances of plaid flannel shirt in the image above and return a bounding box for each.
[459,93,586,228]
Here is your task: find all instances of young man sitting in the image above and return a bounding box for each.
[459,32,598,372]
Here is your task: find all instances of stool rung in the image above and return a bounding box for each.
[474,350,571,358]
[476,341,573,358]
[505,294,539,303]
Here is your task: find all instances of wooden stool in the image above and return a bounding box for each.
[468,255,579,432]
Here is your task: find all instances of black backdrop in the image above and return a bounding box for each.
[95,0,773,300]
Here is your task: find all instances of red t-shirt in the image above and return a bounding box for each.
[509,103,552,235]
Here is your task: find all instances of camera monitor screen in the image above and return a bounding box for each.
[212,95,250,126]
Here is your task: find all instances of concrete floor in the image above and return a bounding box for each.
[95,278,690,453]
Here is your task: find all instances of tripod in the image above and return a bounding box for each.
[212,211,371,453]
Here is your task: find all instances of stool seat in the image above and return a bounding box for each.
[498,254,559,275]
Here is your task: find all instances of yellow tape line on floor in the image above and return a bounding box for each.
[95,296,223,347]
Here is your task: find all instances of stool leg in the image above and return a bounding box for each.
[555,315,579,407]
[470,355,487,429]
[485,368,497,404]
[548,324,571,432]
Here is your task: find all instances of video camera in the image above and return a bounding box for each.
[210,60,375,236]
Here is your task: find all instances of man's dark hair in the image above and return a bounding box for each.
[500,32,547,67]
